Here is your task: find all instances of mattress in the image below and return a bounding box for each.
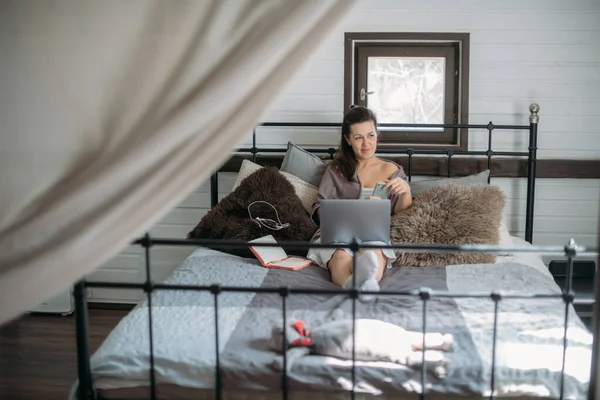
[69,237,593,400]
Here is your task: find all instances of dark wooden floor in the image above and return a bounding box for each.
[0,309,128,400]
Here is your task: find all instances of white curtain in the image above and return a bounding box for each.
[0,0,354,325]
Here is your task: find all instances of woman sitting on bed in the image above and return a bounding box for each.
[307,105,412,295]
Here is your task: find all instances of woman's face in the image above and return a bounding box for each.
[346,120,378,161]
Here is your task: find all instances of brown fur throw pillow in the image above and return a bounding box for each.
[390,184,505,267]
[187,167,317,258]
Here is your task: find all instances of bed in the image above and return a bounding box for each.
[69,103,596,399]
[71,237,593,400]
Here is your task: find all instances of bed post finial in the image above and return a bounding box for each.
[529,103,540,124]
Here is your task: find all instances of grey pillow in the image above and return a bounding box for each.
[280,141,329,187]
[410,169,490,197]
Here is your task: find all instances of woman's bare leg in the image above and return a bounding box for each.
[327,250,354,287]
[328,249,388,288]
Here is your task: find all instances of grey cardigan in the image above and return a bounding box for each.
[310,160,408,226]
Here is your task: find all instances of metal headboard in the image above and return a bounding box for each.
[210,103,539,243]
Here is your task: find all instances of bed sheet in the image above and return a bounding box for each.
[69,238,592,400]
[496,235,552,278]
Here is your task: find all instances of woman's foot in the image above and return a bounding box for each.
[355,250,380,286]
[356,251,381,301]
[359,278,379,302]
[342,251,381,301]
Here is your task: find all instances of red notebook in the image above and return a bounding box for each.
[249,235,312,271]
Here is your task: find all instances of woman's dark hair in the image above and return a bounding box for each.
[331,105,379,181]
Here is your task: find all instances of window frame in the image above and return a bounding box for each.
[344,32,470,150]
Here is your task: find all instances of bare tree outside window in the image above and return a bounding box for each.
[367,57,445,126]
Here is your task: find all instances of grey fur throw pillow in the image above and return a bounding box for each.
[391,184,505,267]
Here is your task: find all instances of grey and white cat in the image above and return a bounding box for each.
[269,318,454,379]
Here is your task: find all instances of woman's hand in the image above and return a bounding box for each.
[384,177,411,197]
[385,177,413,214]
[365,195,381,200]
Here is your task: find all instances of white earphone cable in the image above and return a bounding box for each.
[247,201,290,231]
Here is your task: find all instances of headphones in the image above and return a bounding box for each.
[247,201,290,231]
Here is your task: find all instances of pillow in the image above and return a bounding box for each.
[409,170,514,255]
[188,166,317,258]
[497,214,514,255]
[390,184,505,267]
[409,170,490,197]
[280,141,329,187]
[233,159,318,214]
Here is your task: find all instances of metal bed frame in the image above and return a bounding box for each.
[72,103,598,400]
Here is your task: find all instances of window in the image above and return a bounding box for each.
[344,33,470,149]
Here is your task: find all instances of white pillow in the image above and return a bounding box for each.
[232,159,318,214]
[497,213,514,255]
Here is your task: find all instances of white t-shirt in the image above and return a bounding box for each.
[360,187,374,198]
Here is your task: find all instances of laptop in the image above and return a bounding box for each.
[319,199,391,244]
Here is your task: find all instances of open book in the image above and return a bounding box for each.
[249,235,313,270]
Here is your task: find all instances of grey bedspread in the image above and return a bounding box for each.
[81,247,592,399]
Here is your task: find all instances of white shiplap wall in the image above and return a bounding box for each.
[85,0,600,303]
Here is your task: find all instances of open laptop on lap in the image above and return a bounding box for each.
[320,199,391,244]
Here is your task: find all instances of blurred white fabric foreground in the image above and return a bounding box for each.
[0,0,353,325]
